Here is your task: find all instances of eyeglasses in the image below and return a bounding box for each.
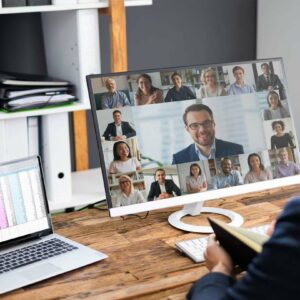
[187,120,214,130]
[119,180,130,184]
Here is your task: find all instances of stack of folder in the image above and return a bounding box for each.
[0,72,76,112]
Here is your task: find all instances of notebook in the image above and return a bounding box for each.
[0,156,107,294]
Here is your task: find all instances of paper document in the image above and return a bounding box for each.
[9,94,75,106]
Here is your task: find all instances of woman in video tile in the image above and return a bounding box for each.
[109,141,141,174]
[271,120,294,149]
[263,91,290,120]
[185,163,207,194]
[244,153,273,183]
[134,73,163,105]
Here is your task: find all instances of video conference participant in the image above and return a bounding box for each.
[147,168,181,201]
[212,157,243,189]
[102,78,131,109]
[263,91,290,120]
[271,120,294,149]
[103,110,136,141]
[187,197,300,300]
[134,74,164,105]
[172,104,244,164]
[164,72,196,102]
[185,163,207,194]
[275,148,300,178]
[256,62,286,100]
[227,66,255,95]
[115,175,146,207]
[109,141,141,174]
[199,68,227,98]
[244,153,273,184]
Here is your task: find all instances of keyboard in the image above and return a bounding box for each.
[176,224,269,263]
[0,238,78,274]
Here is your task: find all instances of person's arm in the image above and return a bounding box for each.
[187,235,235,300]
[187,86,196,99]
[287,133,295,147]
[263,109,270,121]
[121,91,131,106]
[267,168,273,180]
[211,176,218,190]
[147,182,156,201]
[171,180,181,196]
[244,173,250,184]
[103,125,111,141]
[136,190,146,203]
[102,95,109,109]
[124,122,136,139]
[235,171,243,185]
[164,89,172,102]
[271,136,276,149]
[186,177,193,193]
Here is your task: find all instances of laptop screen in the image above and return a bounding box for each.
[0,157,51,243]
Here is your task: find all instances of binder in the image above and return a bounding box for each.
[41,113,72,203]
[0,118,28,163]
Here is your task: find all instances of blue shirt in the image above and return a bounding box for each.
[102,91,131,109]
[228,82,255,95]
[212,170,243,189]
[194,140,216,160]
[164,86,196,102]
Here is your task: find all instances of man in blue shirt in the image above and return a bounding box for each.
[212,157,243,189]
[102,77,131,109]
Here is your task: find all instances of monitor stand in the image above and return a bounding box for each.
[168,201,244,233]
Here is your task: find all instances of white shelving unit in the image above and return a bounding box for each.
[0,0,152,211]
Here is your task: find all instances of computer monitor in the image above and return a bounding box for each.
[87,58,300,233]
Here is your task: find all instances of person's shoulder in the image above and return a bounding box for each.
[173,144,195,164]
[281,197,300,217]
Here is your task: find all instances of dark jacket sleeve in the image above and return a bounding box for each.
[103,124,113,141]
[187,272,235,300]
[147,182,157,201]
[122,122,136,139]
[167,180,181,196]
[187,197,300,300]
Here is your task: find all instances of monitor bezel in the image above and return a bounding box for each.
[86,57,300,217]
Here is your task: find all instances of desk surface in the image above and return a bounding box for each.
[4,184,300,300]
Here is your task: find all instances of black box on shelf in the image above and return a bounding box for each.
[2,0,26,7]
[27,0,51,5]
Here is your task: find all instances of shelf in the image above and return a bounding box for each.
[0,101,90,120]
[49,167,106,212]
[0,0,152,14]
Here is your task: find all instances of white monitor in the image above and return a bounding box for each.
[87,58,300,232]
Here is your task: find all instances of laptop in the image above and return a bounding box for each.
[0,156,107,294]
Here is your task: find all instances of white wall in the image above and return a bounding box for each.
[257,0,300,146]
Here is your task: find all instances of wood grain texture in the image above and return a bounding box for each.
[72,110,89,171]
[3,184,300,299]
[108,0,128,72]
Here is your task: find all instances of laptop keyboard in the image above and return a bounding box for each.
[0,238,78,274]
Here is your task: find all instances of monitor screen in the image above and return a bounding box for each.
[87,58,300,218]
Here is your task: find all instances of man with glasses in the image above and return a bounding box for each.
[172,104,244,164]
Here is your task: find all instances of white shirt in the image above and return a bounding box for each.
[109,157,140,173]
[115,123,123,137]
[115,190,146,207]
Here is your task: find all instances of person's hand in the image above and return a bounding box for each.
[147,94,157,104]
[267,220,276,236]
[204,234,234,276]
[267,85,273,91]
[158,193,172,199]
[224,183,231,188]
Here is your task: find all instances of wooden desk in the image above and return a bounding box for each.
[4,185,300,300]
